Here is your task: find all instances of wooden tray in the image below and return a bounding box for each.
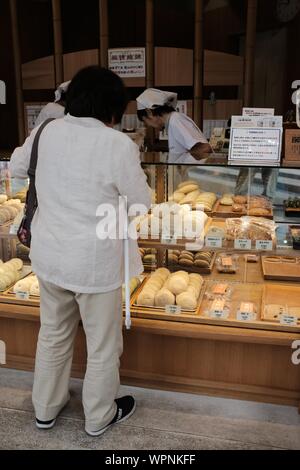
[213,199,273,219]
[262,256,300,282]
[213,199,247,218]
[131,274,204,316]
[261,284,300,323]
[167,252,216,275]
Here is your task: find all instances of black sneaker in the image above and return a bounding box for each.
[86,395,136,437]
[36,417,56,430]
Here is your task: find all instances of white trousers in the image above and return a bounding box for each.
[32,278,123,432]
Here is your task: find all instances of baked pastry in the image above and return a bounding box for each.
[167,273,189,295]
[232,204,244,213]
[226,217,275,242]
[173,191,185,203]
[194,259,210,268]
[178,183,200,194]
[168,253,179,264]
[248,208,270,216]
[233,195,247,204]
[217,255,237,274]
[264,304,285,319]
[220,194,234,206]
[137,290,155,306]
[155,289,175,307]
[30,281,40,296]
[179,258,194,267]
[155,268,170,279]
[176,292,197,310]
[212,283,229,295]
[0,195,8,204]
[179,190,201,205]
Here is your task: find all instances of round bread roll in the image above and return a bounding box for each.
[147,279,163,291]
[176,292,197,310]
[186,284,198,298]
[13,279,32,294]
[194,259,210,268]
[173,191,185,203]
[6,199,21,205]
[0,278,8,291]
[143,254,156,263]
[189,273,204,285]
[172,270,189,282]
[181,250,194,258]
[168,276,189,295]
[30,281,40,296]
[168,254,178,264]
[5,206,18,218]
[6,258,23,271]
[137,290,155,306]
[155,288,175,307]
[178,183,199,194]
[155,268,170,279]
[4,271,17,285]
[179,258,194,267]
[0,194,8,204]
[194,252,211,261]
[179,253,194,262]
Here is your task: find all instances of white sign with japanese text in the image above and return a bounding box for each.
[108,48,146,78]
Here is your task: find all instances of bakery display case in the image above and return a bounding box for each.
[1,154,300,412]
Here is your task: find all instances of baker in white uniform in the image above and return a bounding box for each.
[34,80,71,127]
[136,88,212,163]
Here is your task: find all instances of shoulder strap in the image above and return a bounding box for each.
[28,118,55,178]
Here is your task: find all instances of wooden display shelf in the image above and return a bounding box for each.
[0,302,299,410]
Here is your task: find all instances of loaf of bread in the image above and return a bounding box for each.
[155,288,175,307]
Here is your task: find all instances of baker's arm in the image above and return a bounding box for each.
[189,142,212,160]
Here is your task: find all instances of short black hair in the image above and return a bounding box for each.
[65,66,128,124]
[137,105,176,122]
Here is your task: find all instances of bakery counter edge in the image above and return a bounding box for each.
[0,301,299,347]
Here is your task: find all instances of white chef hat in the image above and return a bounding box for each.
[136,88,178,111]
[54,80,71,103]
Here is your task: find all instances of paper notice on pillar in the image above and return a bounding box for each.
[108,48,146,78]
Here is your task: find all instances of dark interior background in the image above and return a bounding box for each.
[1,0,300,150]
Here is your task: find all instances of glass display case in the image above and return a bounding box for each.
[132,154,300,333]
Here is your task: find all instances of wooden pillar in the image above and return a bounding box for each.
[145,0,155,147]
[244,0,257,107]
[99,0,109,68]
[9,0,25,144]
[193,0,204,128]
[146,0,154,88]
[52,0,64,87]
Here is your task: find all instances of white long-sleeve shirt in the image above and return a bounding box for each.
[9,114,151,293]
[34,102,65,127]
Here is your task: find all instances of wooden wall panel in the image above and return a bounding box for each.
[63,49,99,81]
[204,50,244,86]
[155,47,193,87]
[203,99,243,119]
[22,56,55,90]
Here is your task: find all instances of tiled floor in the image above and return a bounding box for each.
[0,368,299,450]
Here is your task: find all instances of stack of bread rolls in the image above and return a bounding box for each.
[137,268,203,310]
[168,250,214,269]
[0,198,24,225]
[0,258,24,291]
[13,274,40,296]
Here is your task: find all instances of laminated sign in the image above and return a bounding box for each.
[108,48,146,78]
[229,114,283,166]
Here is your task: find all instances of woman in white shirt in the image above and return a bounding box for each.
[9,66,151,437]
[137,88,212,164]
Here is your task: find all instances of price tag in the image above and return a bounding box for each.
[205,236,222,248]
[255,240,273,251]
[234,239,252,250]
[280,314,297,326]
[237,311,256,322]
[165,305,182,315]
[9,224,19,236]
[16,291,29,301]
[209,309,229,319]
